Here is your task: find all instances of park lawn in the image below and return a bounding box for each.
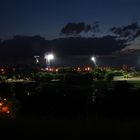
[127,80,140,87]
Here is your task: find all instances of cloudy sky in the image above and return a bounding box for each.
[0,0,140,42]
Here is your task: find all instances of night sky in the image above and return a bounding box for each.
[0,0,140,41]
[0,0,140,67]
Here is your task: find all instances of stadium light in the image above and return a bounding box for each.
[91,56,97,67]
[44,53,54,69]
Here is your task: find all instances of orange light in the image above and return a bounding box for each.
[77,67,81,71]
[87,67,91,71]
[49,68,53,71]
[0,102,2,106]
[6,110,10,114]
[2,106,9,113]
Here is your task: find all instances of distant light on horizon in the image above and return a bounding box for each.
[44,54,54,61]
[34,56,40,64]
[91,56,96,63]
[91,56,98,67]
[44,53,54,69]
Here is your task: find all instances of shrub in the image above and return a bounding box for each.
[34,72,54,82]
[64,73,93,85]
[104,72,114,81]
[0,75,7,82]
[58,67,75,73]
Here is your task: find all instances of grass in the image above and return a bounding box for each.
[114,76,140,87]
[127,80,140,87]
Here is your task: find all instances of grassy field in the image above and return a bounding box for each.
[114,76,140,87]
[127,80,140,87]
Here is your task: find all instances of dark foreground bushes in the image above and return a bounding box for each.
[1,80,140,119]
[64,73,93,85]
[21,83,94,117]
[95,81,140,117]
[0,83,13,97]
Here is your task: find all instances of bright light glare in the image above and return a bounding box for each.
[91,57,96,62]
[91,56,97,67]
[44,54,54,60]
[36,59,39,63]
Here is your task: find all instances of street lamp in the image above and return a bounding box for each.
[34,56,40,64]
[91,56,97,68]
[44,53,54,69]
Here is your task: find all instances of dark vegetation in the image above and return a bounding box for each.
[0,70,139,119]
[0,69,140,139]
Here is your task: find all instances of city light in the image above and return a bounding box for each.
[44,53,54,69]
[91,56,97,67]
[34,56,40,64]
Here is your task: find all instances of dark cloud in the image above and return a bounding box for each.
[61,22,99,36]
[0,35,126,61]
[91,21,100,34]
[52,36,126,56]
[0,35,50,60]
[110,22,140,41]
